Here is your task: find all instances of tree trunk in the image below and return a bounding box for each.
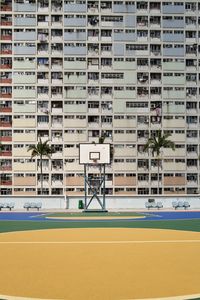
[157,158,160,195]
[40,155,43,195]
[157,157,163,195]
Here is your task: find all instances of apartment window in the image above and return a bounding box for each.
[126,102,148,108]
[138,188,149,195]
[115,130,124,134]
[26,188,36,192]
[77,58,86,61]
[126,130,135,134]
[175,130,184,134]
[126,58,135,62]
[25,116,35,119]
[101,16,123,22]
[187,116,198,124]
[185,2,196,10]
[114,159,124,163]
[126,87,135,91]
[174,2,183,6]
[137,30,148,37]
[101,73,123,79]
[126,44,148,51]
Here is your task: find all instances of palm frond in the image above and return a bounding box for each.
[144,130,175,157]
[27,140,54,159]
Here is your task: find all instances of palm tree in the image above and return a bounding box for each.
[28,139,54,195]
[144,130,175,194]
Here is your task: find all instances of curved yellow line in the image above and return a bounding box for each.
[46,216,146,220]
[1,292,200,300]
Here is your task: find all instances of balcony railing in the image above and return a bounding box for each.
[0,93,12,98]
[0,78,12,84]
[0,49,12,55]
[1,35,12,41]
[0,64,12,69]
[1,165,12,171]
[0,121,12,127]
[0,20,12,26]
[0,107,12,113]
[1,5,12,11]
[0,151,12,156]
[0,136,12,142]
[1,180,12,185]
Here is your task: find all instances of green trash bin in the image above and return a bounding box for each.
[78,200,84,209]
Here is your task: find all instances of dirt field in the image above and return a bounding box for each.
[0,228,200,300]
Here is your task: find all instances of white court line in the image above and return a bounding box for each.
[29,214,46,218]
[0,239,200,244]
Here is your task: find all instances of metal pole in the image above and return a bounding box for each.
[84,164,87,210]
[103,164,106,210]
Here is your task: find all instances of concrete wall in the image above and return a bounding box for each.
[2,195,200,210]
[66,196,200,210]
[1,196,66,209]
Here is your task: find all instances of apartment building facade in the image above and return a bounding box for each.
[0,0,200,197]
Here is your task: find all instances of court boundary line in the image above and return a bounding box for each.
[0,239,200,244]
[1,292,200,300]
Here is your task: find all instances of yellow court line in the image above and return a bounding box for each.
[2,293,200,300]
[127,294,200,300]
[0,239,200,244]
[46,216,146,220]
[0,296,54,300]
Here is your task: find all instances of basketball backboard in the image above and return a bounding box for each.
[79,143,110,165]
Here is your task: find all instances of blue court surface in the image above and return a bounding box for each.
[0,211,200,222]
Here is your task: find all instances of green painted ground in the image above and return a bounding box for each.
[0,218,200,233]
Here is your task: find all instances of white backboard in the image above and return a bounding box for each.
[79,143,110,165]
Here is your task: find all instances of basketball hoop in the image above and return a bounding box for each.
[79,143,110,165]
[79,143,109,211]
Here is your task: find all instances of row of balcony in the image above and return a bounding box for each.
[2,22,200,35]
[2,74,200,86]
[1,1,200,15]
[1,188,197,196]
[1,2,136,13]
[1,58,200,72]
[2,90,199,103]
[2,30,200,43]
[0,174,197,192]
[1,158,200,172]
[0,103,199,116]
[1,111,200,126]
[1,47,200,58]
[2,189,199,196]
[0,140,198,157]
[1,106,199,122]
[0,134,198,145]
[0,127,199,144]
[1,160,199,174]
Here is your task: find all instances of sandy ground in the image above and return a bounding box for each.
[0,228,200,300]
